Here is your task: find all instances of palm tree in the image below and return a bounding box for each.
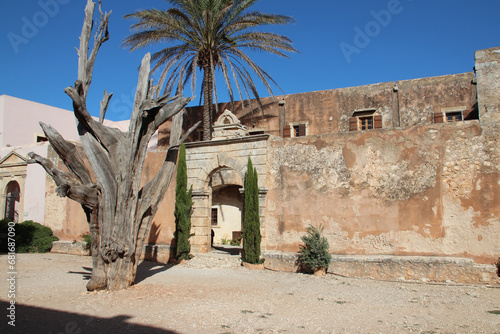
[123,0,297,141]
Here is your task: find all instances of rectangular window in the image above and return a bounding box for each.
[36,135,48,143]
[248,130,265,136]
[211,208,218,226]
[446,111,463,123]
[359,116,373,130]
[288,122,307,137]
[293,125,301,137]
[349,109,382,131]
[439,107,465,124]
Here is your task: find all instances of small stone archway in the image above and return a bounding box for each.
[0,151,27,223]
[184,110,269,253]
[4,181,21,223]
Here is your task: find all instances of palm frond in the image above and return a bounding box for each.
[124,0,297,139]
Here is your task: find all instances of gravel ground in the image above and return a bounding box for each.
[0,253,499,334]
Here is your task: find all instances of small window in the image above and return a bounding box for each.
[36,135,48,143]
[437,107,465,124]
[349,109,382,131]
[248,130,265,136]
[446,111,463,123]
[211,208,218,226]
[359,116,373,130]
[286,122,307,138]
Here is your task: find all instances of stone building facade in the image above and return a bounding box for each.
[146,46,499,282]
[48,46,500,282]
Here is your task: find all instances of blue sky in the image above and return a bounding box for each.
[1,0,499,121]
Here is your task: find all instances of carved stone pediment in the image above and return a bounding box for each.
[212,109,248,140]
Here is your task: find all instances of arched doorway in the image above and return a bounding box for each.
[5,181,20,223]
[184,129,269,254]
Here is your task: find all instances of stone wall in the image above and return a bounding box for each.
[263,252,498,284]
[142,151,178,247]
[397,72,476,127]
[265,118,499,263]
[157,72,475,145]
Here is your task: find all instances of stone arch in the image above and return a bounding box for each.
[4,181,21,223]
[195,152,248,193]
[0,151,28,223]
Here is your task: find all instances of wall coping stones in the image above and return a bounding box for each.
[185,134,270,149]
[263,251,499,284]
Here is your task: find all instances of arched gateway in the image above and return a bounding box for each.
[184,110,268,253]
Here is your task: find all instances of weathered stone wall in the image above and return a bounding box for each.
[157,73,475,145]
[475,47,500,175]
[265,119,499,264]
[263,252,498,284]
[142,151,177,247]
[397,72,476,127]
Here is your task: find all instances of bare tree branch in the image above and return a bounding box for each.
[40,122,93,185]
[99,90,113,123]
[27,152,98,209]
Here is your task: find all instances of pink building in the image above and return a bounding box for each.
[0,95,129,226]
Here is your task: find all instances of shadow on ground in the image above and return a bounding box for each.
[134,261,174,284]
[67,261,174,285]
[212,245,241,256]
[1,300,177,334]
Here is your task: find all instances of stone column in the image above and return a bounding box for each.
[190,190,211,253]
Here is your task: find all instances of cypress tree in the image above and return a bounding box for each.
[243,157,262,264]
[174,144,193,261]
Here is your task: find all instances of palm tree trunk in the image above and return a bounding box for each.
[203,66,213,141]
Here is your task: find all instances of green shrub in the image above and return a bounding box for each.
[174,144,193,261]
[230,236,242,246]
[298,225,331,272]
[220,235,231,245]
[0,219,12,252]
[5,220,59,253]
[81,232,92,250]
[242,158,263,264]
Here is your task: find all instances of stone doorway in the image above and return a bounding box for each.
[184,110,269,254]
[5,181,20,223]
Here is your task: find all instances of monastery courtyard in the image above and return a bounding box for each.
[1,253,498,333]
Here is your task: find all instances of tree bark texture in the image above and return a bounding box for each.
[203,65,214,141]
[28,0,200,291]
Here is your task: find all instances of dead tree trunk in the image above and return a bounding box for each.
[27,0,199,291]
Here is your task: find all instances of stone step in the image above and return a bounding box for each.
[263,251,500,284]
[186,251,242,269]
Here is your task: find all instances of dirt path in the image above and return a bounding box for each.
[1,253,499,333]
